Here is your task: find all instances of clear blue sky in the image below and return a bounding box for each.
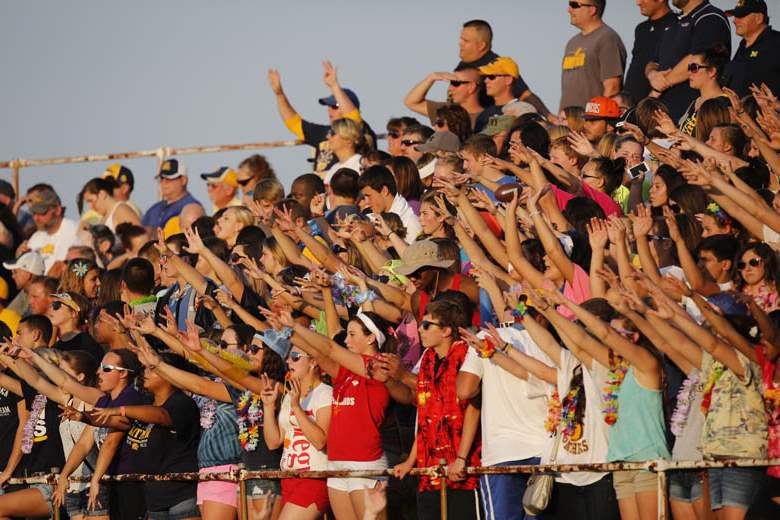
[0,0,772,214]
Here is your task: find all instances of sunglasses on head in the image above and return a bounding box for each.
[449,80,471,87]
[420,320,442,331]
[100,363,130,373]
[738,258,762,270]
[289,351,309,362]
[401,139,424,147]
[687,63,711,73]
[569,1,594,8]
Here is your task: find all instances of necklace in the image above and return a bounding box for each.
[601,352,629,425]
[22,394,47,454]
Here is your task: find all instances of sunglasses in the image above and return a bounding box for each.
[230,252,246,264]
[289,351,309,362]
[237,177,253,187]
[387,131,401,139]
[434,119,446,128]
[449,80,471,87]
[247,344,261,354]
[51,301,67,311]
[420,320,442,331]
[401,139,424,147]
[219,340,238,349]
[100,363,130,373]
[737,258,762,270]
[332,244,348,254]
[482,74,509,81]
[569,1,594,8]
[687,63,711,73]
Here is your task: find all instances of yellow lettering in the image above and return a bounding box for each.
[563,48,586,71]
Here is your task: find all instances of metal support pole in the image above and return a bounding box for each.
[11,161,20,202]
[51,467,61,520]
[656,468,667,520]
[439,459,447,520]
[238,464,248,520]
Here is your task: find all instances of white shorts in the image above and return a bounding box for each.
[326,456,388,492]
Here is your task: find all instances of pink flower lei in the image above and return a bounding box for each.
[21,394,47,454]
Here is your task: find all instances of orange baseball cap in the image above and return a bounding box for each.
[584,97,621,120]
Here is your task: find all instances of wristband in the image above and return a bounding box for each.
[456,455,467,462]
[120,406,126,417]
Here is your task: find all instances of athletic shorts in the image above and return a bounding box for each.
[281,478,329,512]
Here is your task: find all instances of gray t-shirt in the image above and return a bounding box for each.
[559,23,627,111]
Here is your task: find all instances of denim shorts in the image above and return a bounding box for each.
[147,496,200,520]
[65,487,110,517]
[668,469,704,503]
[30,483,54,517]
[708,466,766,510]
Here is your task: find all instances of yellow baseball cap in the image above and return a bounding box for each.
[200,167,239,189]
[479,56,520,79]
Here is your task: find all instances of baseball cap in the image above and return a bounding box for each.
[2,251,45,276]
[318,89,361,110]
[584,97,622,121]
[49,293,81,313]
[395,240,454,276]
[102,163,135,189]
[200,167,239,188]
[479,56,520,79]
[725,0,767,17]
[416,131,461,153]
[480,115,516,136]
[502,100,537,117]
[28,189,61,214]
[156,159,187,180]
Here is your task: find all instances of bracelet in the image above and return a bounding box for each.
[500,342,511,353]
[456,455,467,462]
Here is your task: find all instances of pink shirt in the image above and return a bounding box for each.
[558,264,592,320]
[551,183,623,218]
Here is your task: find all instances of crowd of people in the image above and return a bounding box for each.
[1,0,780,519]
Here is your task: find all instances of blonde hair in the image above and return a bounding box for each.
[227,206,255,227]
[547,125,571,142]
[597,132,618,159]
[331,118,363,149]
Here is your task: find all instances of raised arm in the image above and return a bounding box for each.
[268,68,301,136]
[24,348,103,405]
[404,73,449,116]
[504,192,548,289]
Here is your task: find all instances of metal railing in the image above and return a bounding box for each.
[8,458,779,520]
[0,138,307,198]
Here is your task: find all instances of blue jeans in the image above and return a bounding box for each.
[480,457,540,520]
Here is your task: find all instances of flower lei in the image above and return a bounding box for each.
[670,370,701,436]
[478,337,497,359]
[330,273,376,308]
[236,390,263,452]
[706,202,732,227]
[601,352,630,425]
[21,394,47,454]
[700,363,725,415]
[545,390,561,434]
[560,383,583,441]
[72,261,89,278]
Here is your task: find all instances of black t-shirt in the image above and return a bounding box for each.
[126,390,200,512]
[725,26,780,98]
[20,381,65,475]
[0,382,22,470]
[655,2,731,120]
[54,332,105,363]
[95,384,144,475]
[624,10,677,103]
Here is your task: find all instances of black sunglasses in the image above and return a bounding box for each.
[332,244,348,254]
[687,63,711,73]
[237,177,253,187]
[737,258,762,270]
[401,139,424,147]
[230,252,246,264]
[483,74,510,81]
[434,119,446,128]
[449,80,471,87]
[420,320,442,331]
[51,301,64,311]
[569,1,594,8]
[247,344,261,354]
[219,340,237,349]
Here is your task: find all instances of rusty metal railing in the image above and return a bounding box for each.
[0,139,306,199]
[7,458,779,520]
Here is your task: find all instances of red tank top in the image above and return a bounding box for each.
[417,274,480,325]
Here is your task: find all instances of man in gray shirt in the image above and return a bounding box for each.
[560,0,627,111]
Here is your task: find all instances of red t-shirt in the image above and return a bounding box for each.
[327,360,390,461]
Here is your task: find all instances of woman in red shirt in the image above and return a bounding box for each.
[279,308,392,520]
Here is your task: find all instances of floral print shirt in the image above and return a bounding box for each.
[756,345,780,478]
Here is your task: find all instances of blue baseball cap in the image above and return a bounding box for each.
[318,88,360,110]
